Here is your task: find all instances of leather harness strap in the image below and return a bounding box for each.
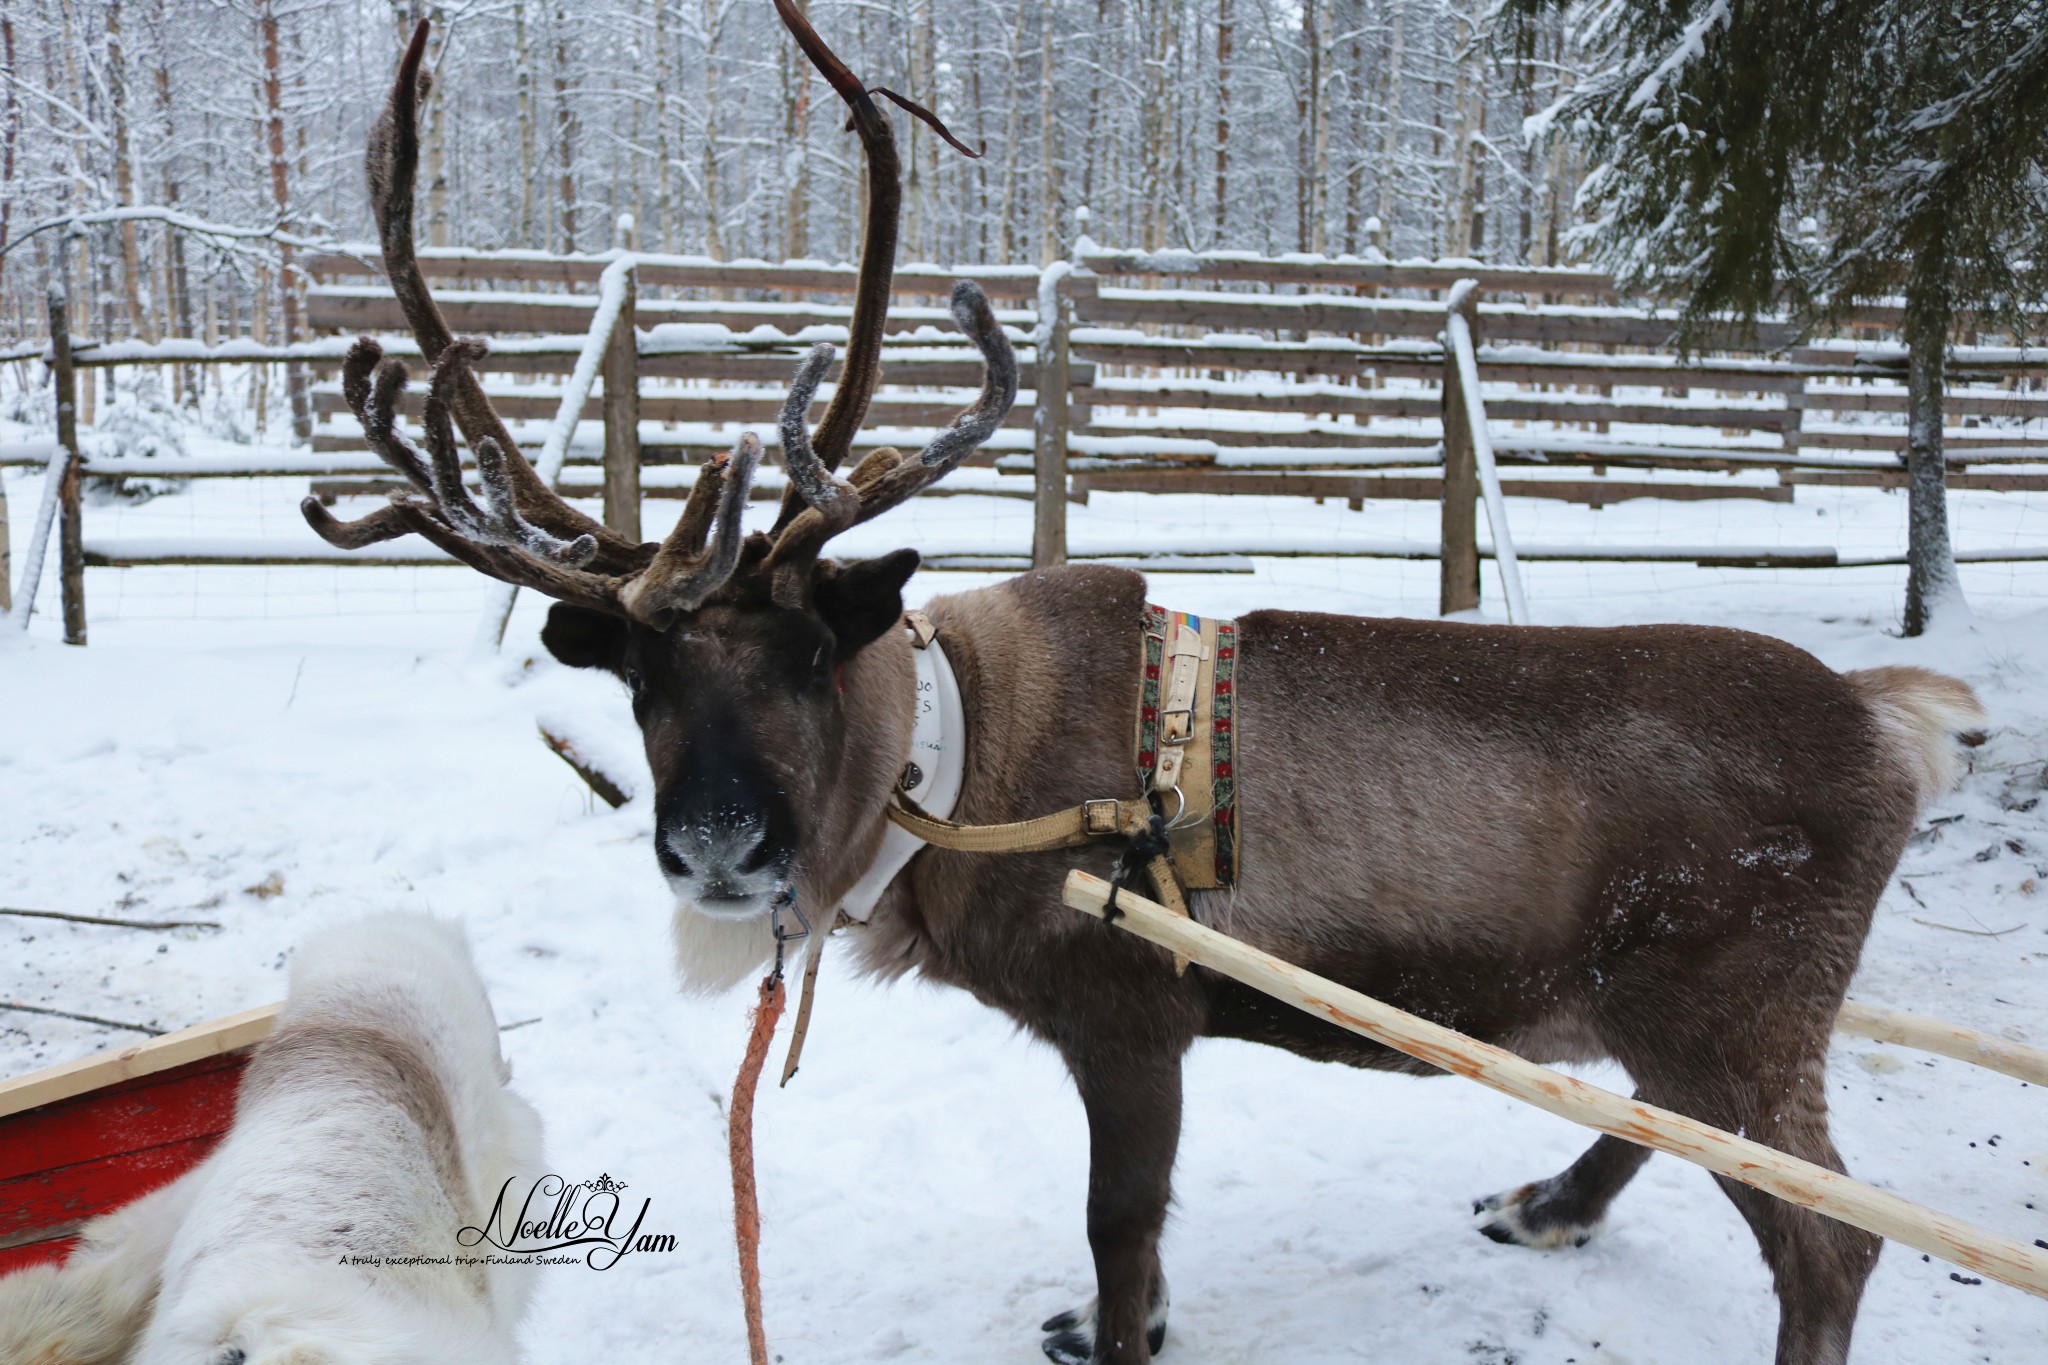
[885,793,1155,853]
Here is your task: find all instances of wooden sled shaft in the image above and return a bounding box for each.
[1060,870,2048,1302]
[1836,998,2048,1088]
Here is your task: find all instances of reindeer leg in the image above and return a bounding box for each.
[1043,1045,1180,1365]
[1473,1122,1652,1249]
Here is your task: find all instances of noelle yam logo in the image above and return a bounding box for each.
[464,1173,678,1268]
[342,1174,676,1272]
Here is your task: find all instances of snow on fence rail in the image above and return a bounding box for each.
[10,243,2048,637]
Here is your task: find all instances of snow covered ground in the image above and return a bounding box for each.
[4,442,2046,1362]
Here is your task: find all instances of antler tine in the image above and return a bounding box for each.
[668,451,732,560]
[304,340,439,551]
[843,280,1018,525]
[363,20,637,570]
[778,343,859,525]
[764,282,1016,609]
[302,497,417,550]
[340,339,431,492]
[621,432,764,624]
[420,341,599,566]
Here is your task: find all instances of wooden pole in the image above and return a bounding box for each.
[601,230,641,539]
[1439,301,1480,614]
[1447,280,1530,623]
[1032,264,1071,569]
[1061,869,2048,1302]
[1836,999,2048,1087]
[49,279,85,645]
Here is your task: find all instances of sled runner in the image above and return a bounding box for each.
[0,1003,278,1273]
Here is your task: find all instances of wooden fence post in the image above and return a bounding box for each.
[1032,266,1071,569]
[601,255,641,540]
[49,282,86,645]
[1439,291,1480,615]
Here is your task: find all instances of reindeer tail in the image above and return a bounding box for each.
[1844,666,1988,812]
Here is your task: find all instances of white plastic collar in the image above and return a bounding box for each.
[836,620,965,923]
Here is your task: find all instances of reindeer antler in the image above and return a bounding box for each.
[300,19,756,623]
[767,281,1017,607]
[305,12,1007,626]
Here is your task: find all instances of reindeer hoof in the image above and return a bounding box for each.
[1039,1285,1169,1363]
[1473,1183,1599,1250]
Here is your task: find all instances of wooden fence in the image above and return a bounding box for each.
[7,242,2047,639]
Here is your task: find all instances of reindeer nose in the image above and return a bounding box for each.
[653,794,791,896]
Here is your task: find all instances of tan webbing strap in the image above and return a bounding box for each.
[779,928,828,1087]
[886,796,1153,853]
[1146,853,1193,976]
[1153,615,1211,796]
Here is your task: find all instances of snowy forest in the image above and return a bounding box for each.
[1,0,1586,340]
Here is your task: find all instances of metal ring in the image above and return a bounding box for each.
[1161,784,1195,829]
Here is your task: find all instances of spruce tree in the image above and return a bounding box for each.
[1513,0,2048,634]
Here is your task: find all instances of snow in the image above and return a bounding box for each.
[5,416,2048,1363]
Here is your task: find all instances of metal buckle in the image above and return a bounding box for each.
[1083,799,1122,836]
[1159,707,1195,744]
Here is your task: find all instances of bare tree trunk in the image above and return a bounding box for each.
[1902,239,1964,636]
[516,0,536,244]
[553,5,577,252]
[782,0,809,260]
[1376,0,1405,245]
[151,0,191,393]
[1039,0,1058,261]
[651,0,674,251]
[699,0,724,259]
[1081,0,1109,215]
[1306,0,1330,254]
[1344,14,1364,252]
[1213,0,1231,245]
[106,0,148,340]
[970,16,989,260]
[903,0,933,259]
[1448,0,1483,257]
[258,0,310,439]
[1140,0,1170,249]
[1,1,20,278]
[997,0,1026,261]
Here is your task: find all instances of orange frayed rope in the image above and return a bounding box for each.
[730,901,808,1365]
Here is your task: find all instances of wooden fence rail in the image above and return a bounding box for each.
[9,243,2048,638]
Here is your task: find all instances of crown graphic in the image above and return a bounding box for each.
[586,1173,627,1194]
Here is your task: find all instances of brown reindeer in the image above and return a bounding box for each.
[310,16,1987,1365]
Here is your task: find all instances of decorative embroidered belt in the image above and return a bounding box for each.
[1136,604,1239,889]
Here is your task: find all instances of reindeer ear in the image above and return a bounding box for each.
[815,549,920,658]
[541,603,628,673]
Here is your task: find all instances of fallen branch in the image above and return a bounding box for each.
[1836,1000,2048,1087]
[0,1001,162,1036]
[538,723,632,809]
[0,907,222,931]
[1061,870,2048,1302]
[1912,916,2026,937]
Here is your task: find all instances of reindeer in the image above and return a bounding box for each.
[306,15,1987,1365]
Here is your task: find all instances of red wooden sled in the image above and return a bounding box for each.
[0,1004,279,1274]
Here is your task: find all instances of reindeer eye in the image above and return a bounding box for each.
[623,667,644,697]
